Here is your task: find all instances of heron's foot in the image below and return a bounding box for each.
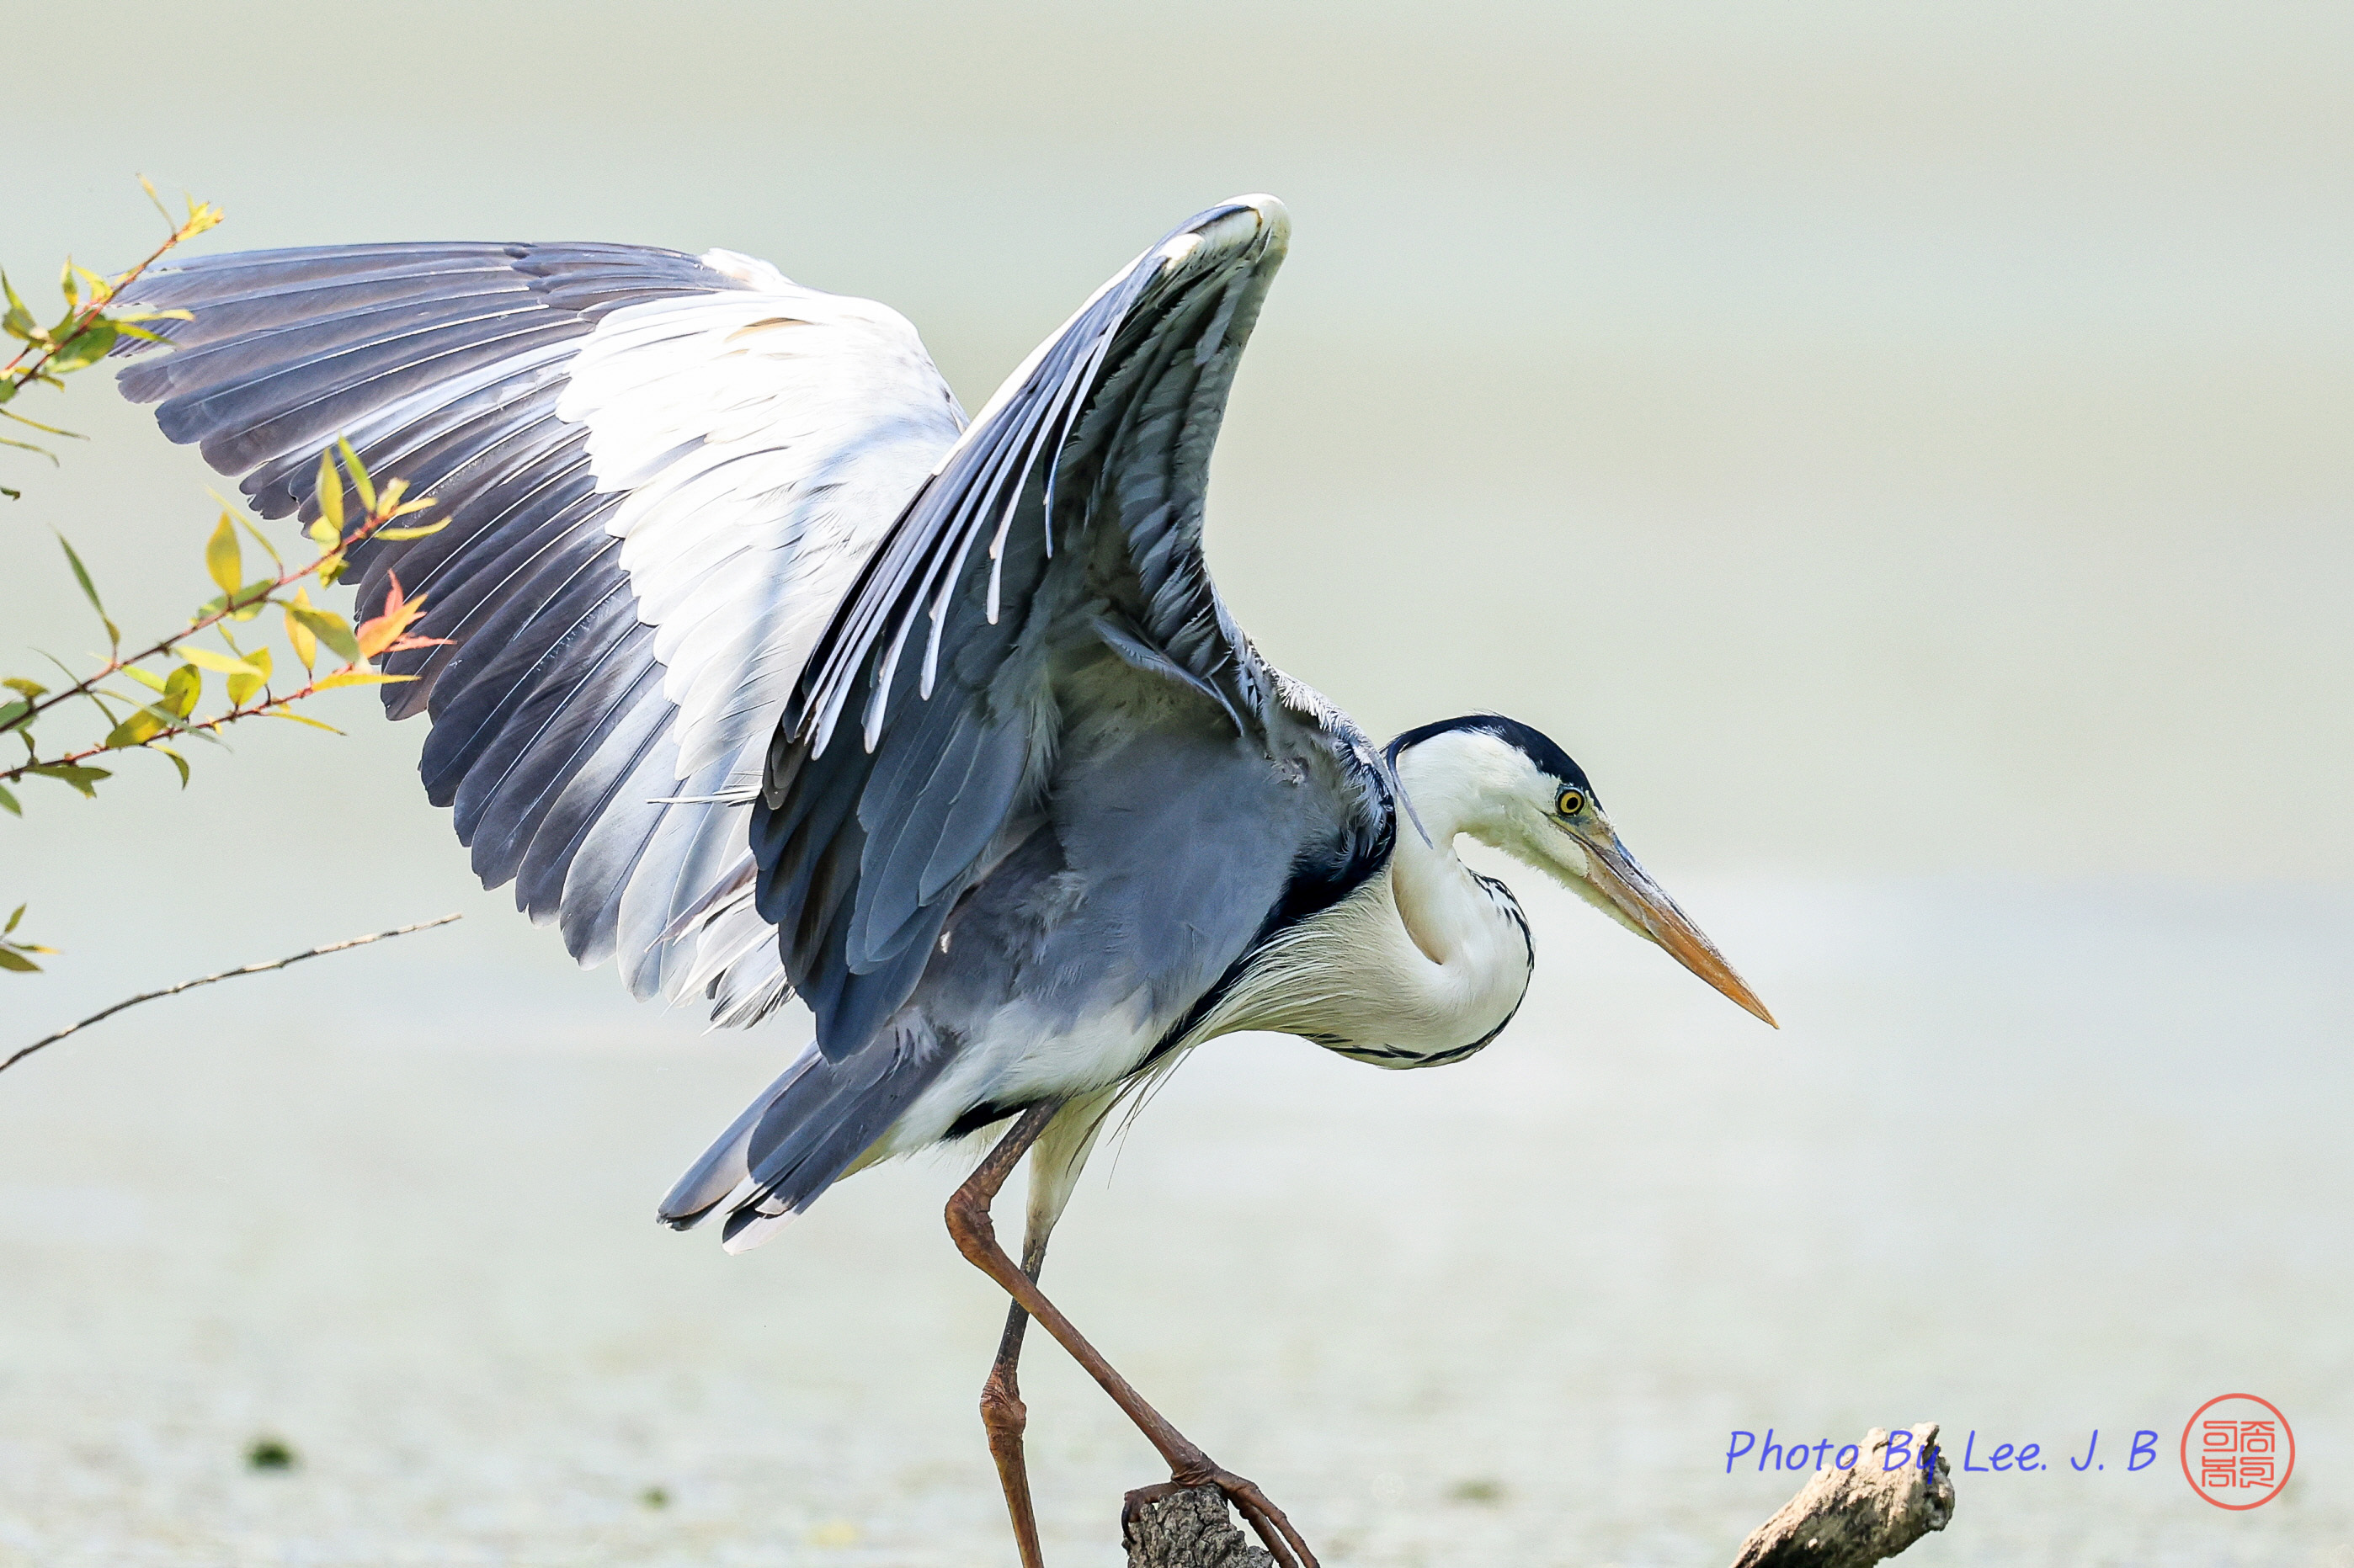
[1126,1457,1318,1568]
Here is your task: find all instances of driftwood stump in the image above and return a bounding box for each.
[1731,1424,1955,1568]
[1121,1423,1954,1568]
[1121,1484,1276,1568]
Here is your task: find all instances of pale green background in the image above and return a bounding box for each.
[1,3,2348,1565]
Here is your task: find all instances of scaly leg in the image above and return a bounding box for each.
[949,1103,1318,1568]
[980,1222,1051,1568]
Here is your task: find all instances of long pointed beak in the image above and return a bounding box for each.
[1578,831,1776,1027]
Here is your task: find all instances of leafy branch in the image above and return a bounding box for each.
[0,902,56,975]
[3,190,459,1007]
[2,178,221,495]
[2,440,449,815]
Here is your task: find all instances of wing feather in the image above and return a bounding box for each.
[116,240,964,1015]
[750,197,1294,1056]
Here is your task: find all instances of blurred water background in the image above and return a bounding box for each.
[2,3,2349,1564]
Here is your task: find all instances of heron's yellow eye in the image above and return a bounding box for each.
[1557,788,1585,817]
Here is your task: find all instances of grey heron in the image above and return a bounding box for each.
[115,195,1772,1567]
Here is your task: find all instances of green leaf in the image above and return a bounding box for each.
[152,744,191,788]
[55,534,120,651]
[312,669,414,691]
[290,607,361,665]
[1,407,84,439]
[284,600,317,671]
[194,579,278,624]
[226,646,272,706]
[4,904,19,933]
[0,700,24,729]
[72,684,122,725]
[0,947,40,973]
[164,714,226,748]
[205,513,242,593]
[46,319,119,374]
[1,271,35,342]
[173,646,261,678]
[236,512,285,567]
[3,678,46,699]
[336,436,376,512]
[28,762,110,797]
[316,450,344,534]
[162,663,200,718]
[0,784,17,817]
[259,710,342,734]
[119,665,168,694]
[372,520,450,541]
[104,710,165,748]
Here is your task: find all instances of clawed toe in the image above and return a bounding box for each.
[1131,1463,1317,1568]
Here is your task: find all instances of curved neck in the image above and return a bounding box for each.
[1196,738,1534,1067]
[1388,747,1514,965]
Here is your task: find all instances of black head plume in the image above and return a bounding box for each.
[1385,714,1595,801]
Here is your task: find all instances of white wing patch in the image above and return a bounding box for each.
[556,258,966,1007]
[566,258,963,781]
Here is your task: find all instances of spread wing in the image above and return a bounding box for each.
[753,195,1310,1057]
[115,241,964,1021]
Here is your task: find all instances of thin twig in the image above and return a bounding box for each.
[1,914,461,1076]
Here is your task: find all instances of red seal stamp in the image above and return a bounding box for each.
[2181,1394,2293,1509]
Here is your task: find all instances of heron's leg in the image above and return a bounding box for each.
[948,1105,1318,1568]
[979,1214,1052,1568]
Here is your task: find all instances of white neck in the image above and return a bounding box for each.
[1387,745,1527,969]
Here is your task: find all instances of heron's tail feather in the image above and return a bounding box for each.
[656,1014,956,1252]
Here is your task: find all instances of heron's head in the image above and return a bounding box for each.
[1387,715,1774,1027]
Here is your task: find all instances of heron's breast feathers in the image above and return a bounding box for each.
[1184,854,1532,1070]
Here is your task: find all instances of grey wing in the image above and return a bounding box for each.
[747,194,1388,1062]
[113,241,964,1018]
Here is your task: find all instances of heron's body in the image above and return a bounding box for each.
[662,611,1568,1248]
[114,196,1769,1566]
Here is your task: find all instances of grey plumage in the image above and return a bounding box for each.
[110,198,1705,1257]
[115,237,962,1016]
[116,242,742,974]
[758,201,1310,1066]
[109,197,1783,1568]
